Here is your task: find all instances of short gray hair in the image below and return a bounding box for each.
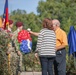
[52,19,60,26]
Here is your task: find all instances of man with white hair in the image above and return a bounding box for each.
[52,19,68,75]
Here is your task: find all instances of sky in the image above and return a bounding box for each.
[0,0,45,15]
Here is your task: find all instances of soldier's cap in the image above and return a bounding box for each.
[9,20,13,25]
[16,21,23,27]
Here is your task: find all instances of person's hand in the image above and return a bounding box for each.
[29,31,33,34]
[6,51,11,55]
[35,53,38,58]
[27,28,32,34]
[28,30,32,34]
[27,28,31,31]
[17,51,22,56]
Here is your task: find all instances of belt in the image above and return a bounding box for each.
[57,47,65,52]
[56,48,65,55]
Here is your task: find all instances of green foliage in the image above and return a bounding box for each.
[37,0,76,32]
[66,54,76,75]
[0,31,11,75]
[23,53,41,71]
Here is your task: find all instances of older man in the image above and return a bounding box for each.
[52,19,68,75]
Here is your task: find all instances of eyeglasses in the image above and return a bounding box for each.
[53,23,57,26]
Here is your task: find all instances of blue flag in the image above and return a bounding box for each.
[68,26,76,56]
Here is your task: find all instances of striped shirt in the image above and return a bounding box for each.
[36,28,56,56]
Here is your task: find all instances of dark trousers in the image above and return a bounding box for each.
[39,56,55,75]
[54,48,66,75]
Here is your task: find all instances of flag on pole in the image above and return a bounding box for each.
[3,0,9,29]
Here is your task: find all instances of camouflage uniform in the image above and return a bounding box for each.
[7,42,19,75]
[0,29,18,75]
[12,29,23,75]
[6,29,19,75]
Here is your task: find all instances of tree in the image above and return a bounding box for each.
[37,0,76,33]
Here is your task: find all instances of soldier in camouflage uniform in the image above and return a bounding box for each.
[12,21,23,75]
[6,20,19,75]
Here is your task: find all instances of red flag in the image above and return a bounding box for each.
[3,0,9,29]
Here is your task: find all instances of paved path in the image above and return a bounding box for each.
[21,72,41,75]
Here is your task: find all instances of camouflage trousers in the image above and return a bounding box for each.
[8,52,23,75]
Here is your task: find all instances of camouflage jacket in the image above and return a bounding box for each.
[0,29,12,53]
[12,29,20,51]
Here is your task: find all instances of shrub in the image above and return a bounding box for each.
[0,30,11,75]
